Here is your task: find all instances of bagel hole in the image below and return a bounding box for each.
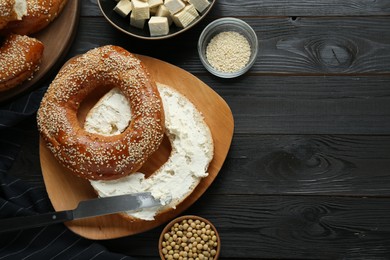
[76,85,170,178]
[77,84,116,128]
[139,134,172,178]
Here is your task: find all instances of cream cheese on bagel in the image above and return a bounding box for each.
[0,0,27,30]
[84,88,132,136]
[87,83,214,220]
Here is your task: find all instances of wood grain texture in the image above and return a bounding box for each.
[66,17,390,75]
[214,0,390,17]
[14,133,390,197]
[251,17,390,74]
[81,0,390,17]
[100,195,390,259]
[213,135,390,196]
[198,76,390,135]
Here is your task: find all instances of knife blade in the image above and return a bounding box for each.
[0,192,160,233]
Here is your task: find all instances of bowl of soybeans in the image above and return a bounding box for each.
[159,215,221,260]
[198,17,258,78]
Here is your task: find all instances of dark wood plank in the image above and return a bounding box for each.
[214,0,390,17]
[68,17,390,74]
[101,195,390,259]
[213,135,390,196]
[198,75,390,135]
[250,17,390,74]
[80,0,100,16]
[81,0,390,16]
[10,77,390,197]
[11,132,390,200]
[10,133,390,258]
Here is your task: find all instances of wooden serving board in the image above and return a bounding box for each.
[40,55,234,240]
[0,0,80,103]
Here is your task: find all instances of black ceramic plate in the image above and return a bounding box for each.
[97,0,215,40]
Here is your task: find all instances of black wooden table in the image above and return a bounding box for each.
[7,0,390,259]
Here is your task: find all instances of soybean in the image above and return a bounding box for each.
[161,218,219,260]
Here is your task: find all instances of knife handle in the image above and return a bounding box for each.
[0,210,73,233]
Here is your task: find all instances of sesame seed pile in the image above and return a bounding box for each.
[206,31,251,73]
[37,45,165,180]
[0,34,43,91]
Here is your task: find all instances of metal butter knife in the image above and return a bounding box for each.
[0,192,160,233]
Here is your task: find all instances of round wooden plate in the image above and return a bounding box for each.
[0,0,80,103]
[39,55,234,240]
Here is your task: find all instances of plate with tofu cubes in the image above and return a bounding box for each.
[98,0,215,39]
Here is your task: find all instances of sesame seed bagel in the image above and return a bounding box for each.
[37,45,165,181]
[0,1,15,30]
[1,0,68,35]
[0,34,44,92]
[0,0,27,30]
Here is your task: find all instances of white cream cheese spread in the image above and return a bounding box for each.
[85,83,214,220]
[84,88,132,136]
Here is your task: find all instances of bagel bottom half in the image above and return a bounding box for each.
[86,83,214,221]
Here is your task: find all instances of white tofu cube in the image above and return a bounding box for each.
[164,0,185,14]
[130,11,146,28]
[131,0,150,20]
[187,0,210,13]
[148,16,169,36]
[148,0,163,8]
[150,6,159,14]
[156,4,173,26]
[114,0,132,17]
[172,4,199,28]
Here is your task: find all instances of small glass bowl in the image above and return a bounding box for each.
[198,17,258,78]
[159,215,221,259]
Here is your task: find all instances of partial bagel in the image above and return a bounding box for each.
[1,0,68,35]
[0,34,44,92]
[0,0,27,30]
[37,45,165,181]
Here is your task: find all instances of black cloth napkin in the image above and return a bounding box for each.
[0,86,136,260]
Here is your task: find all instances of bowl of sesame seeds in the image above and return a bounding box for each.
[198,17,258,78]
[159,215,221,260]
